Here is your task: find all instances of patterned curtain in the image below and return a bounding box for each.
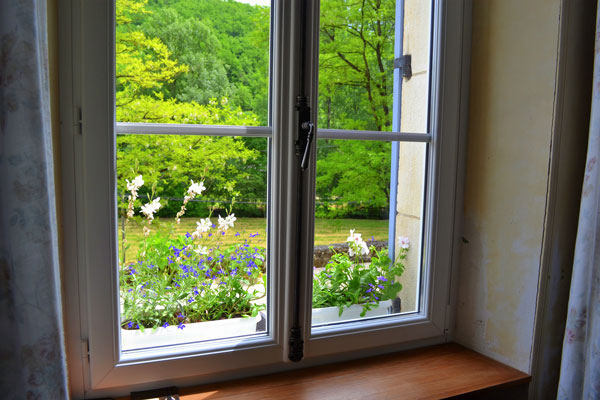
[0,1,68,399]
[557,4,600,399]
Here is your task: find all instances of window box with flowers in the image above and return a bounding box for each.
[119,177,409,344]
[119,177,267,345]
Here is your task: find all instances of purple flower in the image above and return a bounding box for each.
[377,276,388,282]
[162,322,169,328]
[185,232,192,239]
[177,313,185,319]
[235,232,241,237]
[250,232,259,238]
[178,322,186,330]
[127,321,134,328]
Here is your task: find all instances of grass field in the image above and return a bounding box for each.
[118,217,388,263]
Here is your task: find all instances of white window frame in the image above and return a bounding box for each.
[58,0,471,397]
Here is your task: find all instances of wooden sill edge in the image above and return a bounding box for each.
[120,343,531,399]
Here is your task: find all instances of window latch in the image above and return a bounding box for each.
[394,54,412,80]
[295,95,314,171]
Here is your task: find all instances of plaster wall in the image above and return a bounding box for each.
[454,0,561,373]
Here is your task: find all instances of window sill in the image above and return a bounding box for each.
[120,343,530,399]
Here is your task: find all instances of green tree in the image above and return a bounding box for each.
[148,0,271,124]
[318,0,395,131]
[116,0,188,107]
[116,0,263,217]
[316,140,390,218]
[316,0,396,218]
[141,8,232,104]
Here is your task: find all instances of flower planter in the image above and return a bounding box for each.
[121,297,401,350]
[121,312,266,351]
[312,297,401,325]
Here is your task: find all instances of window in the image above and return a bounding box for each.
[60,0,470,396]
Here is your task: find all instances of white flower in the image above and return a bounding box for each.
[194,246,209,256]
[347,229,369,257]
[188,180,206,196]
[347,229,362,244]
[195,218,212,233]
[218,214,236,231]
[126,175,144,191]
[398,236,410,249]
[141,197,161,220]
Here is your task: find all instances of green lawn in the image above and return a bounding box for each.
[118,217,388,263]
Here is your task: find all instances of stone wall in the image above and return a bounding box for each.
[313,241,388,268]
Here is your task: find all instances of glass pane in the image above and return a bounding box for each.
[399,0,432,134]
[115,0,271,126]
[311,139,426,326]
[117,134,269,350]
[318,0,431,133]
[115,0,271,350]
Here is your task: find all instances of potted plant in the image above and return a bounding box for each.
[312,230,409,322]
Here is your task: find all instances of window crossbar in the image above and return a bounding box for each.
[116,122,272,137]
[116,123,431,142]
[318,129,431,142]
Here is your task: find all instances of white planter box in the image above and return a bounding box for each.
[122,298,400,350]
[312,299,394,325]
[121,313,264,351]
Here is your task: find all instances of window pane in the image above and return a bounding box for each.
[117,134,269,350]
[318,0,431,134]
[318,0,396,132]
[399,0,432,134]
[311,139,425,326]
[115,0,271,126]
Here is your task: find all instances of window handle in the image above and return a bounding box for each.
[295,95,314,171]
[300,121,314,170]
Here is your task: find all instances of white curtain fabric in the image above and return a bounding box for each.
[0,1,68,399]
[557,4,600,399]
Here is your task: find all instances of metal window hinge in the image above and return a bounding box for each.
[288,326,304,362]
[81,339,90,363]
[394,54,412,80]
[74,107,82,135]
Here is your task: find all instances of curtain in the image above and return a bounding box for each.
[0,1,68,399]
[557,4,600,399]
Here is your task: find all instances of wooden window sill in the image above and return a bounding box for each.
[125,343,531,399]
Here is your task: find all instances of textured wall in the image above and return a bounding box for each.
[454,0,561,373]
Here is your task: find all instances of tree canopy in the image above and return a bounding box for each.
[116,0,397,219]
